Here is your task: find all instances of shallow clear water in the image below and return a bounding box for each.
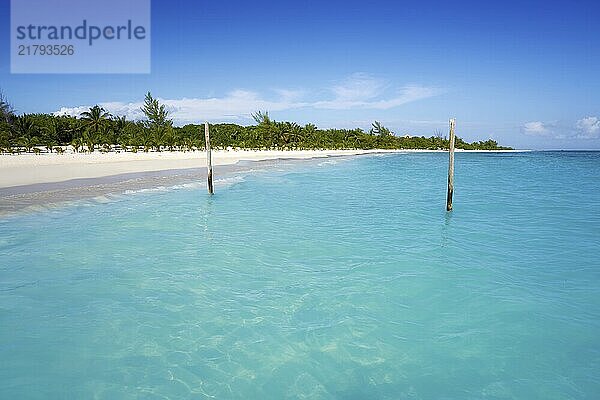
[1,152,599,399]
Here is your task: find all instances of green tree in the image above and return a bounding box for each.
[370,121,392,136]
[80,105,110,135]
[251,111,271,125]
[141,92,173,150]
[71,137,84,153]
[18,135,39,153]
[14,116,39,152]
[83,130,97,152]
[0,90,14,124]
[0,92,513,152]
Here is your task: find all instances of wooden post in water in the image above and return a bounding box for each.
[446,118,456,211]
[204,122,214,194]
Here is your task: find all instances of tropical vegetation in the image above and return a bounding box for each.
[0,91,512,154]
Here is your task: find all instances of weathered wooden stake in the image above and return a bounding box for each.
[204,122,214,194]
[446,118,456,211]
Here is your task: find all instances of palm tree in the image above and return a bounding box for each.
[304,123,317,136]
[134,130,154,152]
[0,131,11,153]
[45,139,57,153]
[80,105,110,136]
[18,135,39,153]
[111,116,127,149]
[14,116,39,152]
[98,125,114,151]
[71,137,84,153]
[162,127,177,151]
[14,115,35,136]
[113,115,127,134]
[83,130,97,152]
[344,130,360,148]
[287,122,302,148]
[182,137,195,152]
[152,125,170,151]
[118,134,130,152]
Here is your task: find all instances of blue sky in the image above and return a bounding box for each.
[1,0,599,149]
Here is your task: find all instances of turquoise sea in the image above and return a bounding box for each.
[1,151,599,399]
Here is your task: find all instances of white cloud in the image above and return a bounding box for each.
[272,89,306,103]
[314,73,441,110]
[53,74,442,124]
[522,121,550,136]
[369,85,441,109]
[575,116,600,139]
[55,90,307,123]
[331,73,386,101]
[312,84,439,110]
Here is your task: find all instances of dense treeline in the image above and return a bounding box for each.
[0,92,511,154]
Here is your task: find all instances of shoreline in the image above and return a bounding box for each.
[0,149,394,189]
[0,148,525,189]
[0,154,365,218]
[0,149,525,218]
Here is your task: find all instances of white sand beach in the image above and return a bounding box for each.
[0,149,403,188]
